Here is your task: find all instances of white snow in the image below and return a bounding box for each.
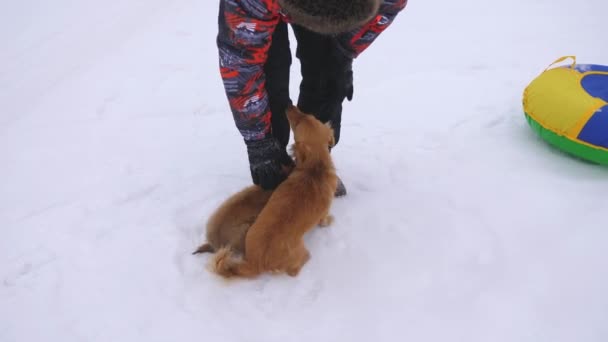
[2,0,608,341]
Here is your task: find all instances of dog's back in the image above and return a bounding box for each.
[248,158,337,269]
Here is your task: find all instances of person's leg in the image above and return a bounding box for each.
[291,25,329,116]
[292,24,353,146]
[264,20,292,148]
[292,25,351,197]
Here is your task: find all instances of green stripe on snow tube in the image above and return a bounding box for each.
[525,113,608,165]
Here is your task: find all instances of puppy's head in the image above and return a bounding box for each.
[286,105,335,147]
[286,106,335,165]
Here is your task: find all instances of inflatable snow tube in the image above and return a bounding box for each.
[523,56,608,165]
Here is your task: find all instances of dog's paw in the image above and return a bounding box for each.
[318,215,334,227]
[287,268,300,277]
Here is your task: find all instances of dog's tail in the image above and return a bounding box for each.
[192,243,215,255]
[212,247,261,279]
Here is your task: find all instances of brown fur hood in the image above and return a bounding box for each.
[278,0,382,34]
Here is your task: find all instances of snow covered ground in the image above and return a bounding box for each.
[1,0,607,341]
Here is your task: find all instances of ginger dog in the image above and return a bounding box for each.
[192,185,273,255]
[212,105,338,278]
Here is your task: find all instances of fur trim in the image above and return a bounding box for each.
[278,0,381,34]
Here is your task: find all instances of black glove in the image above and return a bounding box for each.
[245,136,294,190]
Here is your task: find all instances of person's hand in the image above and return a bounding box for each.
[245,136,294,190]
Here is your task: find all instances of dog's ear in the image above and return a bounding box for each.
[294,141,310,164]
[327,125,336,148]
[286,106,303,130]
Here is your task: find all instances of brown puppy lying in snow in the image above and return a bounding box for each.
[192,185,273,256]
[212,105,338,278]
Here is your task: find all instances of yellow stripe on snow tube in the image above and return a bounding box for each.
[523,56,608,165]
